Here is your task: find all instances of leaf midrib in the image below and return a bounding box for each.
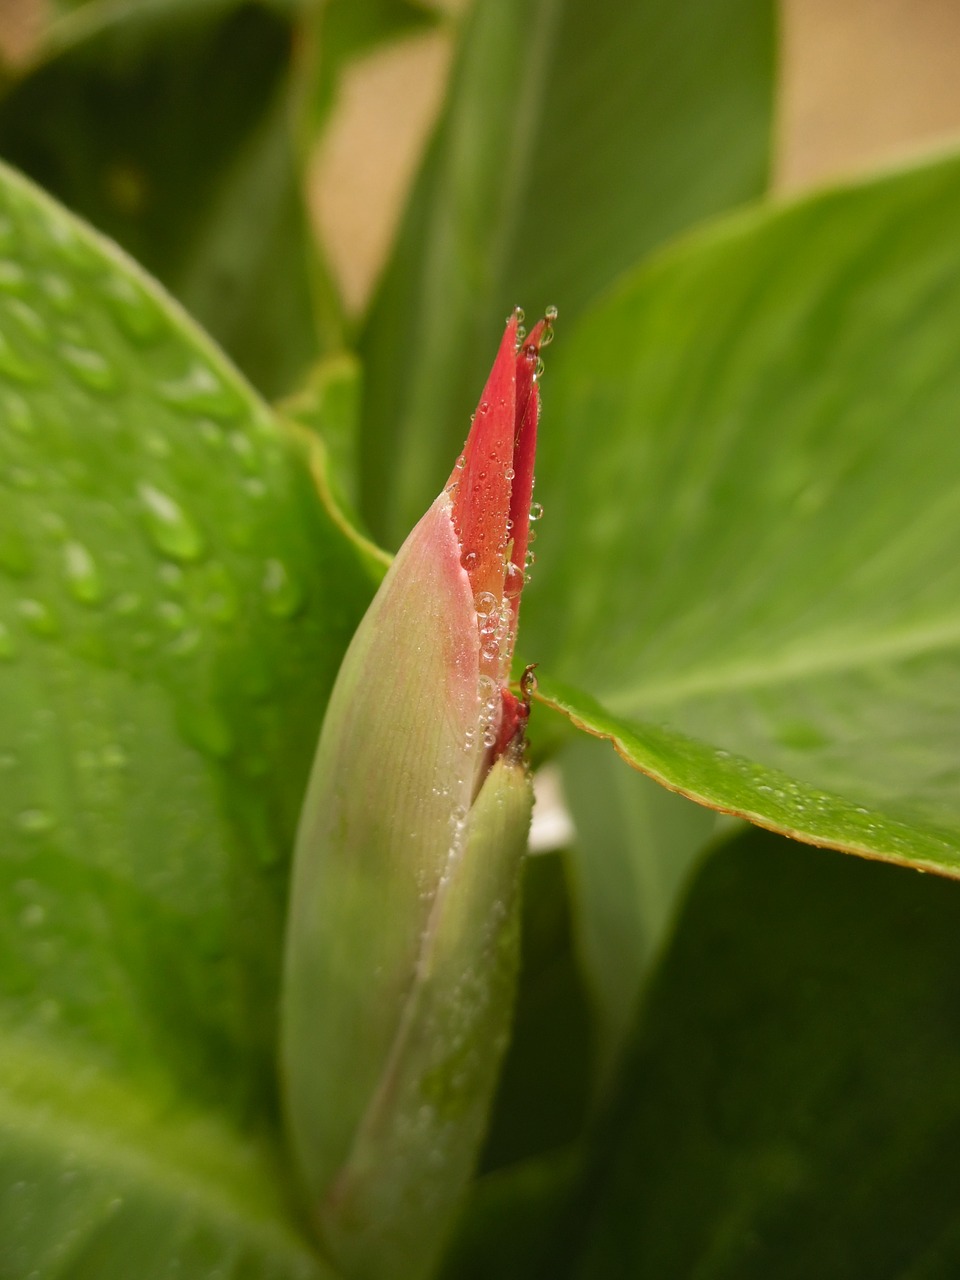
[607,613,960,711]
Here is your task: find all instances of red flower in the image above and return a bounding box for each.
[447,307,554,756]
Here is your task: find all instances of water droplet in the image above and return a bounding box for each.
[157,600,186,630]
[17,808,55,835]
[503,562,524,599]
[102,743,127,769]
[144,432,170,459]
[461,550,478,572]
[262,558,303,618]
[474,590,498,617]
[529,502,544,521]
[63,541,103,605]
[514,307,525,324]
[0,622,15,660]
[525,549,536,570]
[3,390,34,436]
[8,299,45,341]
[159,363,242,421]
[0,330,40,384]
[7,465,37,490]
[101,272,164,344]
[138,483,205,562]
[59,344,120,394]
[0,260,27,292]
[39,511,66,540]
[198,419,224,448]
[112,591,141,616]
[504,466,515,481]
[20,902,45,927]
[168,627,201,656]
[455,456,466,470]
[229,432,258,473]
[17,598,60,637]
[41,273,78,314]
[545,304,558,322]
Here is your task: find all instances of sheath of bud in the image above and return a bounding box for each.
[280,488,532,1280]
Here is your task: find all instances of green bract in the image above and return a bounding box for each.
[282,491,532,1280]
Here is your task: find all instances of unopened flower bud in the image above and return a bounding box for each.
[281,309,554,1279]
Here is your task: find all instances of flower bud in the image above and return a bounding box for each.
[281,309,553,1280]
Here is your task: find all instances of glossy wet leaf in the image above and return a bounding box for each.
[562,829,960,1278]
[0,159,372,1275]
[527,151,960,873]
[358,0,776,544]
[0,0,325,398]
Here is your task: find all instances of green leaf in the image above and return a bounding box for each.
[438,1153,578,1280]
[0,159,373,1274]
[562,829,960,1278]
[526,151,960,873]
[560,737,719,1082]
[0,0,328,398]
[358,0,777,545]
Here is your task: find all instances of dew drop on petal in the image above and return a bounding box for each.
[503,562,524,599]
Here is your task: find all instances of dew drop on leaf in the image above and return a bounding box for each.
[17,598,60,637]
[17,808,56,835]
[58,343,120,394]
[262,558,303,618]
[138,483,205,563]
[0,330,40,384]
[62,541,103,605]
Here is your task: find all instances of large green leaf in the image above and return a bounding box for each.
[525,151,960,873]
[0,159,372,1274]
[358,0,776,545]
[0,0,327,398]
[560,829,960,1278]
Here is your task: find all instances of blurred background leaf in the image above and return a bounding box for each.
[0,160,372,1276]
[525,148,960,873]
[555,828,960,1279]
[560,737,721,1084]
[357,0,777,546]
[0,0,337,399]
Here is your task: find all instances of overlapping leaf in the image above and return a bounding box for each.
[561,830,960,1278]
